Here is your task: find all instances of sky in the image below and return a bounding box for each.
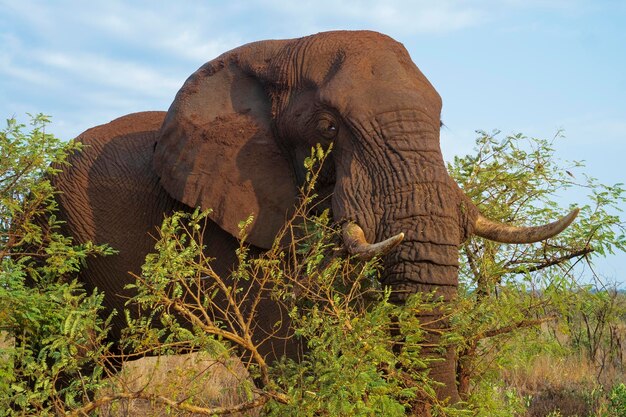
[1,0,625,282]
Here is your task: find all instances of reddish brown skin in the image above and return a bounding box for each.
[55,31,482,404]
[54,112,298,361]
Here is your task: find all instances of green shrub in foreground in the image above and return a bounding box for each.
[126,204,463,416]
[0,114,113,415]
[3,118,625,416]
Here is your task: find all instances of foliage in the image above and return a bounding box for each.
[564,287,626,375]
[0,114,113,415]
[606,383,626,417]
[2,118,625,416]
[121,146,463,416]
[450,130,624,291]
[448,130,626,414]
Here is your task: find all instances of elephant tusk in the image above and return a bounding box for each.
[473,208,579,244]
[342,222,405,260]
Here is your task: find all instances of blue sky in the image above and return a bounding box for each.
[1,0,624,282]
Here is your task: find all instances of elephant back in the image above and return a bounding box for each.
[52,111,183,333]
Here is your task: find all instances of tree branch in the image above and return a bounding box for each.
[475,316,556,341]
[506,246,594,275]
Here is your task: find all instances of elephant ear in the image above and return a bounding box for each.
[154,47,298,249]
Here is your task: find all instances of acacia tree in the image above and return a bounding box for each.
[448,130,626,400]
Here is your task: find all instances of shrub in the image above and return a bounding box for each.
[3,118,624,416]
[0,114,113,415]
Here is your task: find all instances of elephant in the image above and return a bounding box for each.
[52,30,578,404]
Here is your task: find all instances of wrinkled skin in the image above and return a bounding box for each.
[54,31,577,404]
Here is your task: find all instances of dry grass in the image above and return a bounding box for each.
[96,352,259,417]
[501,353,624,417]
[503,354,597,396]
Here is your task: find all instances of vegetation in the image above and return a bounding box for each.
[449,130,626,416]
[0,114,113,415]
[1,116,625,416]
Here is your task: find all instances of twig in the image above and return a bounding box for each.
[478,316,556,340]
[506,246,594,275]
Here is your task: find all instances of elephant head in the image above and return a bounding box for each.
[152,30,577,401]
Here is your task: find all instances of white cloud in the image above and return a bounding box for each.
[0,34,59,87]
[0,56,58,88]
[337,1,486,34]
[252,0,489,35]
[52,2,241,63]
[35,51,181,99]
[159,32,241,63]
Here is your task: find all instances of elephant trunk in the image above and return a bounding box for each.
[378,199,467,403]
[340,185,578,402]
[338,169,471,401]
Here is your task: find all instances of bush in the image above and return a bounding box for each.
[121,146,462,416]
[2,118,624,416]
[606,383,626,417]
[0,114,113,415]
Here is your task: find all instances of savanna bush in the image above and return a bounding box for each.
[2,117,625,417]
[0,114,113,415]
[123,146,463,416]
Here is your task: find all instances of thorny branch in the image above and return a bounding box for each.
[87,147,337,414]
[505,246,594,275]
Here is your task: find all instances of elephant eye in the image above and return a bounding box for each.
[317,118,338,139]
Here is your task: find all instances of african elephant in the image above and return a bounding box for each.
[53,30,578,403]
